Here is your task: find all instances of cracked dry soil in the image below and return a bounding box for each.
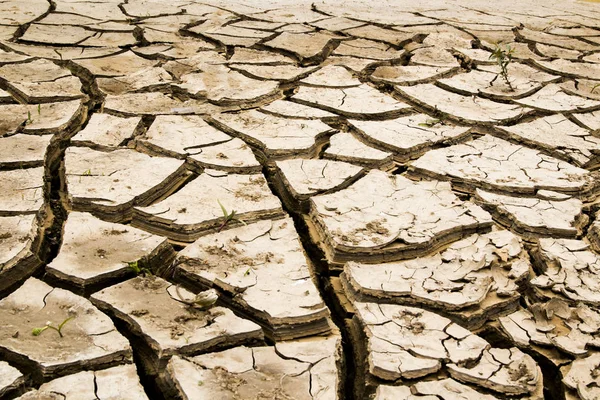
[1,0,600,399]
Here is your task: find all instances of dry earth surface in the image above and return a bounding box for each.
[1,0,600,398]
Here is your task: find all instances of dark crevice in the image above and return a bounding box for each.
[0,59,98,298]
[260,163,357,400]
[11,0,56,42]
[104,312,167,400]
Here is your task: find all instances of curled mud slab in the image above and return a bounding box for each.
[307,169,493,265]
[351,302,543,398]
[3,0,600,398]
[410,135,599,200]
[342,229,530,329]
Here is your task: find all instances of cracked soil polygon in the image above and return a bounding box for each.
[475,189,587,238]
[164,336,340,399]
[343,230,530,328]
[0,134,52,168]
[211,109,335,159]
[71,113,141,149]
[65,146,188,222]
[323,132,394,168]
[174,218,332,340]
[348,114,471,162]
[307,169,493,265]
[91,276,263,373]
[398,84,532,124]
[46,212,175,292]
[352,302,542,397]
[0,278,131,379]
[19,364,148,400]
[0,361,23,398]
[132,172,284,242]
[292,84,411,119]
[411,135,599,200]
[531,239,600,305]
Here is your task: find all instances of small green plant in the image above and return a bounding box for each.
[217,200,246,232]
[32,317,74,338]
[127,260,151,276]
[489,44,515,91]
[82,169,92,176]
[26,111,33,125]
[418,118,441,128]
[37,104,41,116]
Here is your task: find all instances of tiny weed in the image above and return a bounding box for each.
[127,260,151,276]
[489,44,515,91]
[26,111,33,125]
[217,200,246,232]
[418,118,441,128]
[32,317,74,338]
[83,169,92,176]
[37,104,41,116]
